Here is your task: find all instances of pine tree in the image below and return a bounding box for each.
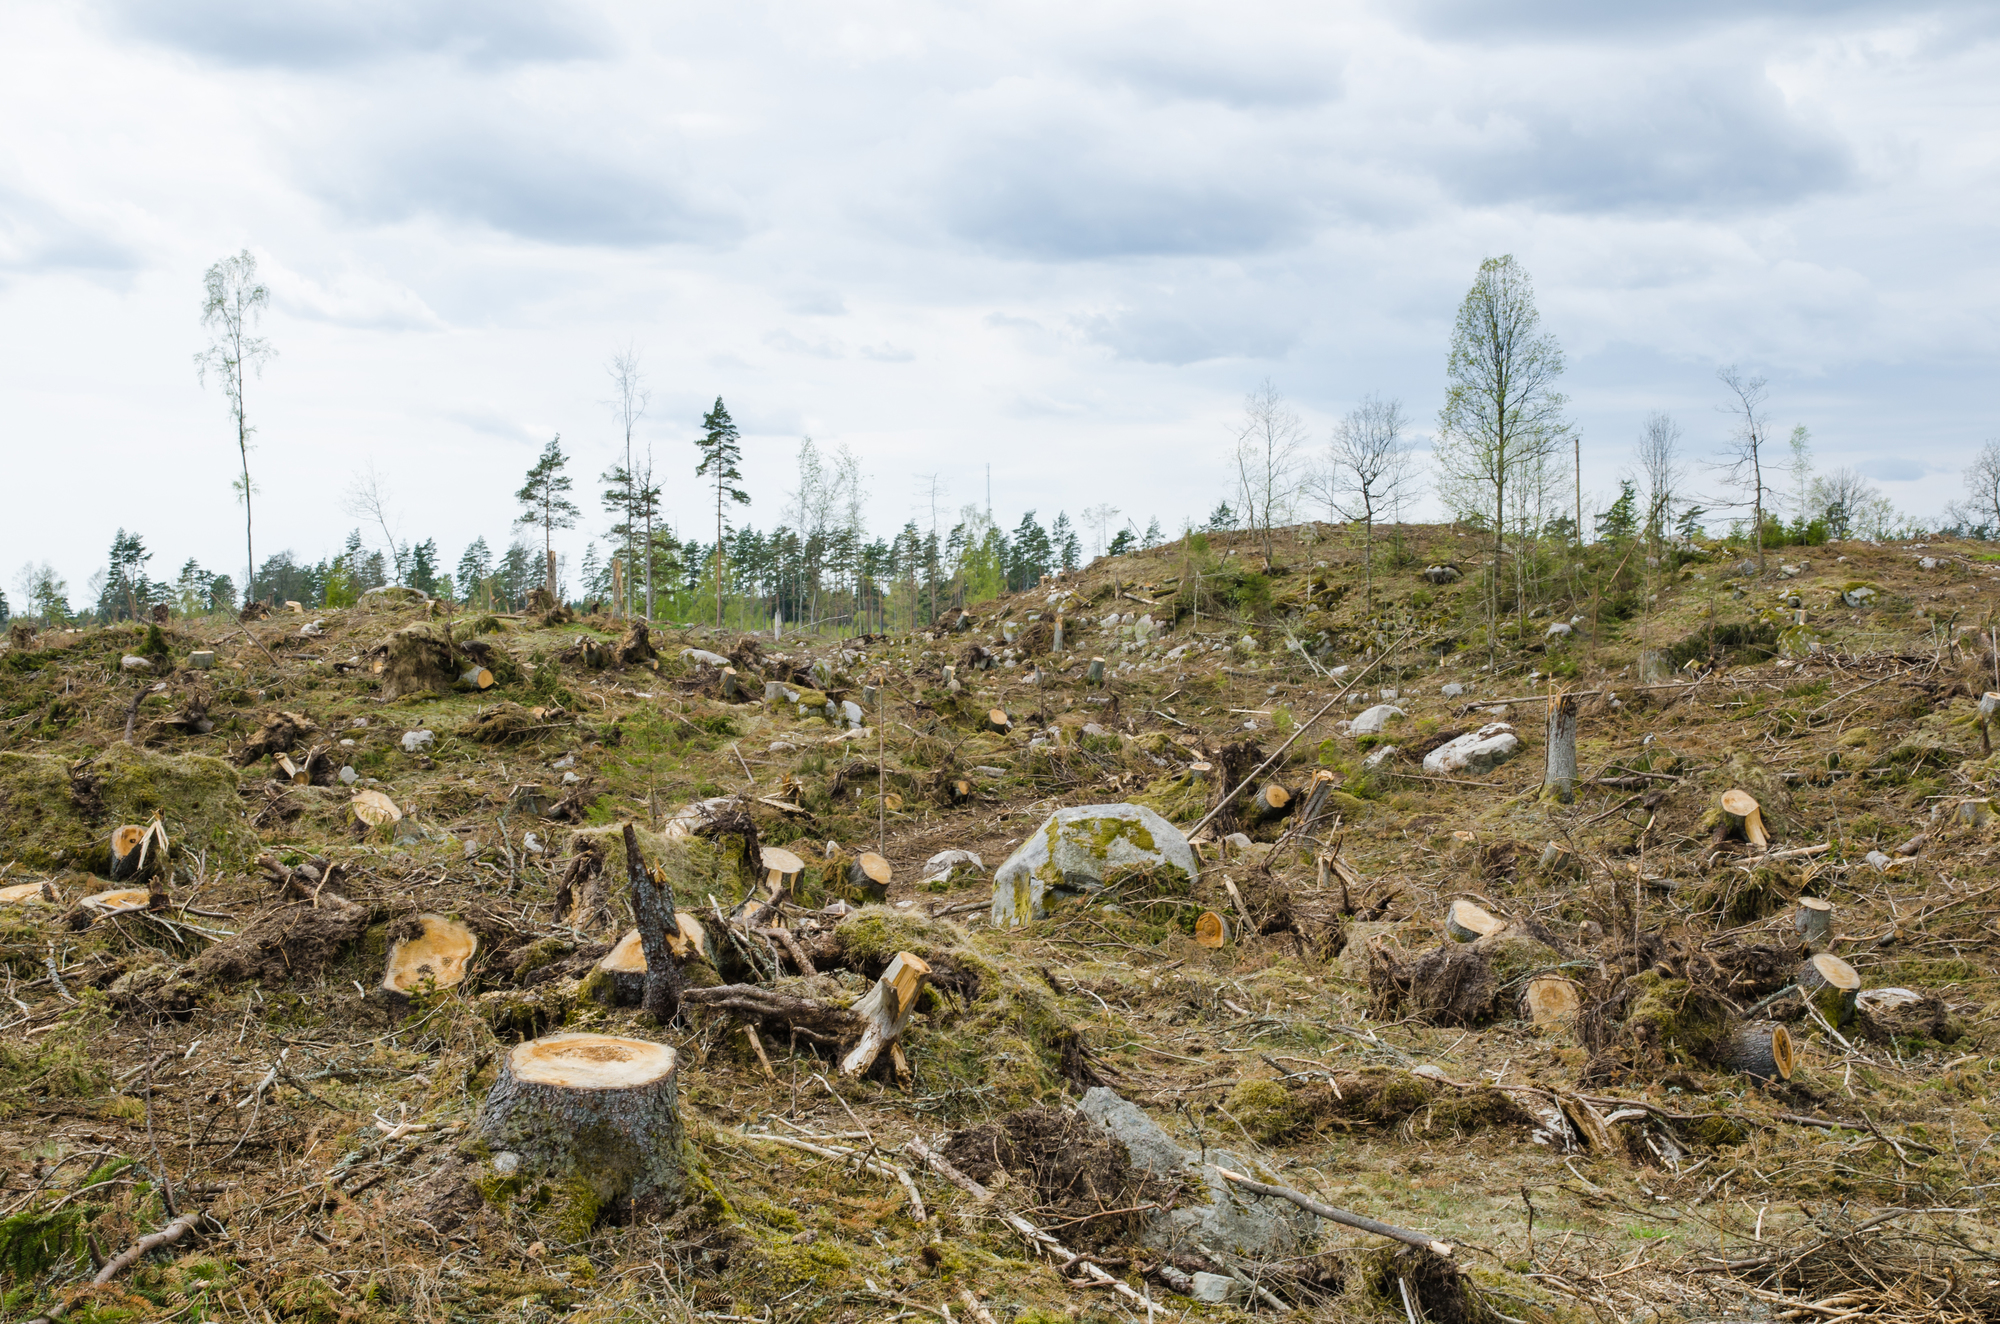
[1051,512,1081,572]
[1595,481,1638,542]
[409,539,441,595]
[695,398,750,627]
[1206,501,1235,532]
[456,537,494,609]
[1107,529,1136,557]
[1142,517,1162,549]
[514,436,580,601]
[97,530,153,622]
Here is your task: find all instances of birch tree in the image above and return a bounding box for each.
[605,348,650,617]
[1714,366,1774,572]
[1434,256,1570,660]
[195,251,275,607]
[1319,394,1416,606]
[1231,379,1305,563]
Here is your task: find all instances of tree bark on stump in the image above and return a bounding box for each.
[1445,898,1503,943]
[1085,657,1105,687]
[844,852,892,903]
[623,823,684,1023]
[1794,897,1834,950]
[1720,789,1768,848]
[841,951,930,1078]
[1545,692,1579,803]
[595,916,711,1005]
[476,1034,686,1218]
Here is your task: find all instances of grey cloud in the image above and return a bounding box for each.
[99,0,603,68]
[306,119,741,248]
[1440,66,1853,214]
[1395,0,1960,40]
[1078,303,1305,366]
[1857,457,1926,482]
[0,184,137,276]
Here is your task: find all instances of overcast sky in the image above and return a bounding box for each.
[3,0,1996,601]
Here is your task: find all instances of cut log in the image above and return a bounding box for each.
[382,914,478,998]
[476,1033,686,1216]
[1245,783,1293,825]
[1794,896,1834,950]
[1194,910,1233,948]
[844,852,893,903]
[1720,788,1768,848]
[624,822,684,1024]
[1545,691,1579,803]
[1723,1021,1795,1082]
[0,881,58,905]
[1445,898,1503,943]
[595,916,712,1005]
[1085,657,1105,687]
[984,707,1013,734]
[840,951,931,1079]
[81,887,153,916]
[457,666,496,691]
[1523,975,1581,1032]
[1798,952,1861,1028]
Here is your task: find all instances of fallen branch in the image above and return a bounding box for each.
[1213,1167,1453,1257]
[26,1209,208,1324]
[730,1129,925,1222]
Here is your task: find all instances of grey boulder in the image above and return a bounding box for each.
[1351,704,1406,735]
[1422,722,1521,776]
[991,804,1196,927]
[1077,1087,1315,1258]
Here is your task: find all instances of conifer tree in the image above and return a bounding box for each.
[515,436,580,601]
[695,398,750,627]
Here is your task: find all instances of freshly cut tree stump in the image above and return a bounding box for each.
[1720,789,1768,848]
[1194,910,1234,948]
[1186,760,1214,785]
[841,951,931,1078]
[382,914,478,998]
[1523,975,1581,1032]
[350,789,402,828]
[1798,952,1861,1028]
[1245,784,1293,825]
[720,667,747,702]
[1085,657,1105,687]
[1445,899,1503,943]
[595,916,712,1005]
[845,852,893,903]
[477,1033,687,1219]
[743,846,805,927]
[1794,897,1834,950]
[1724,1021,1795,1082]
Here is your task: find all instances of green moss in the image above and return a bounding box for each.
[1686,1115,1752,1148]
[1624,971,1732,1063]
[834,907,978,968]
[0,745,246,870]
[1225,1079,1309,1143]
[547,1172,599,1243]
[752,1240,856,1293]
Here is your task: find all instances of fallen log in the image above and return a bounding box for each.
[680,983,864,1045]
[1212,1167,1453,1257]
[1244,783,1293,825]
[1723,1021,1795,1082]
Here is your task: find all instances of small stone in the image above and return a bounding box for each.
[492,1151,520,1175]
[340,738,356,748]
[119,655,152,672]
[1351,704,1406,735]
[1190,1273,1246,1304]
[339,766,359,785]
[401,729,435,753]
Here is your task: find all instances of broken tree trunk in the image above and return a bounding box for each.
[623,822,684,1023]
[616,621,658,667]
[1720,789,1768,848]
[1296,768,1338,832]
[1794,896,1834,950]
[1445,898,1503,943]
[1723,1021,1794,1081]
[681,984,864,1047]
[108,820,166,883]
[841,951,930,1078]
[476,1033,686,1214]
[1799,952,1861,1028]
[1545,692,1579,803]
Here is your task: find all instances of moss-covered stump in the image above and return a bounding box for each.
[476,1033,687,1230]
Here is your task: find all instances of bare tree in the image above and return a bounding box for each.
[1231,379,1306,563]
[1080,504,1121,558]
[604,348,650,617]
[1959,441,2000,533]
[1787,425,1813,528]
[195,251,275,605]
[1714,366,1775,572]
[1636,412,1685,552]
[1318,394,1416,605]
[1435,255,1570,661]
[342,462,403,584]
[1810,467,1890,541]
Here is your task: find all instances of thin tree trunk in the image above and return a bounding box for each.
[1545,692,1579,803]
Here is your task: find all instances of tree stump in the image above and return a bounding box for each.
[1793,897,1834,950]
[844,852,892,903]
[984,708,1013,734]
[1798,953,1861,1028]
[1723,1022,1794,1082]
[1445,899,1503,943]
[476,1033,686,1223]
[1720,789,1767,848]
[1194,911,1233,948]
[382,914,478,999]
[1086,657,1105,687]
[1245,784,1293,825]
[1545,692,1579,803]
[108,821,167,882]
[594,916,711,1005]
[1523,975,1580,1033]
[841,952,930,1078]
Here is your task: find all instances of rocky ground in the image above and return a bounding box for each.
[0,523,1996,1324]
